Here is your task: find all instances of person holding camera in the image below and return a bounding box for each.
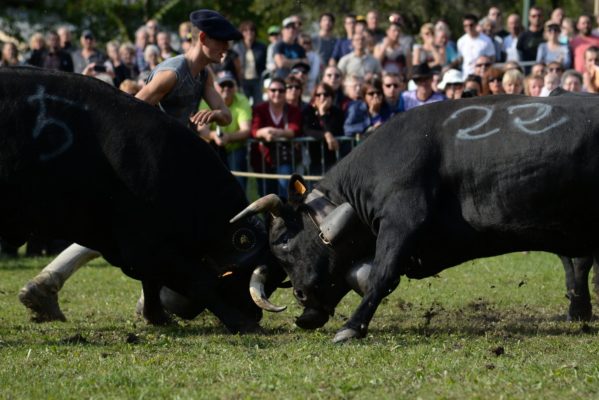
[72,30,107,74]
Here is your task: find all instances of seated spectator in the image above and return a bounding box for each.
[582,46,599,93]
[382,71,405,115]
[198,71,252,191]
[502,69,524,94]
[114,43,140,88]
[157,31,178,60]
[322,66,350,111]
[463,74,483,97]
[524,74,544,96]
[540,72,561,96]
[344,78,391,138]
[0,42,21,66]
[401,63,445,111]
[27,30,73,72]
[143,44,160,72]
[473,55,493,78]
[119,79,141,95]
[285,75,309,111]
[537,22,571,69]
[338,33,382,81]
[302,83,343,175]
[251,77,302,197]
[373,22,411,75]
[561,69,583,92]
[134,26,149,71]
[343,74,364,103]
[482,67,504,95]
[434,22,458,67]
[546,61,565,78]
[531,62,546,77]
[413,23,442,68]
[438,69,465,99]
[503,60,524,73]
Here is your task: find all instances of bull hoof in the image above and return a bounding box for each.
[568,304,593,322]
[333,327,364,343]
[18,273,66,323]
[135,293,173,326]
[295,307,329,330]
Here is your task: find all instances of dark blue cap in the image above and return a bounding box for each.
[189,9,242,41]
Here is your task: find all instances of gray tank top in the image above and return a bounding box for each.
[146,54,207,126]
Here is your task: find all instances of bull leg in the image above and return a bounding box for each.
[139,280,172,325]
[593,263,599,300]
[296,283,351,330]
[333,222,406,343]
[562,256,593,321]
[19,243,100,322]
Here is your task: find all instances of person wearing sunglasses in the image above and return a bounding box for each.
[516,6,545,70]
[250,77,302,197]
[322,66,351,111]
[382,71,405,115]
[302,83,343,175]
[197,71,252,190]
[401,63,444,111]
[536,22,571,69]
[285,75,308,111]
[481,67,504,95]
[344,78,391,139]
[456,14,495,76]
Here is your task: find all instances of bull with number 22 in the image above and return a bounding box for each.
[234,90,599,342]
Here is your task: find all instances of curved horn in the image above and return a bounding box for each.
[249,265,287,312]
[230,194,283,223]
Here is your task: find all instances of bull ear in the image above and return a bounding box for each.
[288,174,308,206]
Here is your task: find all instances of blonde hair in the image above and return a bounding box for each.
[502,69,524,86]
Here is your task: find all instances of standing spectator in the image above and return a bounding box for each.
[561,69,583,92]
[434,23,459,68]
[312,13,337,69]
[479,17,503,61]
[366,10,386,44]
[550,7,565,25]
[233,20,267,106]
[0,42,21,66]
[302,83,342,175]
[104,40,120,77]
[389,12,415,51]
[27,31,73,72]
[457,14,495,76]
[338,33,382,81]
[473,55,493,78]
[546,61,565,77]
[114,43,139,88]
[524,74,544,96]
[503,13,522,62]
[413,23,442,68]
[481,67,504,95]
[531,62,546,77]
[582,46,599,93]
[26,32,46,61]
[145,19,159,45]
[438,69,465,99]
[330,14,356,65]
[251,77,302,197]
[536,22,571,69]
[273,19,307,79]
[143,44,160,72]
[344,78,390,138]
[382,71,405,115]
[209,47,241,83]
[134,26,149,72]
[502,69,524,94]
[298,33,321,99]
[343,74,364,103]
[374,22,411,75]
[157,31,178,61]
[517,6,545,69]
[57,25,75,53]
[178,21,193,53]
[265,25,281,75]
[198,71,252,191]
[71,30,107,74]
[488,6,509,38]
[401,63,445,111]
[560,17,575,45]
[570,15,599,73]
[322,66,350,111]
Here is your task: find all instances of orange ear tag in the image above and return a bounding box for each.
[294,180,307,195]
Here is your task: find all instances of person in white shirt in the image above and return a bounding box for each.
[456,14,496,76]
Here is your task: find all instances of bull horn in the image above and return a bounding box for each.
[249,265,287,312]
[230,194,282,223]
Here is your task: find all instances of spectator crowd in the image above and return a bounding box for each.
[2,6,599,207]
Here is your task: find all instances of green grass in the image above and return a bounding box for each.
[1,252,598,399]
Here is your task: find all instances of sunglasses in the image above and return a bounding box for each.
[488,76,502,83]
[548,67,563,72]
[269,88,285,94]
[286,85,301,90]
[366,91,382,97]
[475,62,492,68]
[219,81,234,89]
[315,92,331,98]
[384,83,400,88]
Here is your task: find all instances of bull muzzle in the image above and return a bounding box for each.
[249,265,287,312]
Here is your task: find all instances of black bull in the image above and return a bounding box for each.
[0,67,284,332]
[233,91,599,342]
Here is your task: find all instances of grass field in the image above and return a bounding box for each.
[1,252,598,399]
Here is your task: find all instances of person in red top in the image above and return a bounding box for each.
[570,15,599,73]
[251,77,302,197]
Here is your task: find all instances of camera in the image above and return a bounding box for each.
[93,64,107,73]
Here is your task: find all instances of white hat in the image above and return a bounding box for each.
[438,69,464,90]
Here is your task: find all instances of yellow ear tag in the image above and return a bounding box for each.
[294,180,307,195]
[221,271,234,277]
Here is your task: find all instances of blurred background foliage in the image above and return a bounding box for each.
[0,0,596,45]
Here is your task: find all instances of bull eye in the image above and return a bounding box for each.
[231,228,256,252]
